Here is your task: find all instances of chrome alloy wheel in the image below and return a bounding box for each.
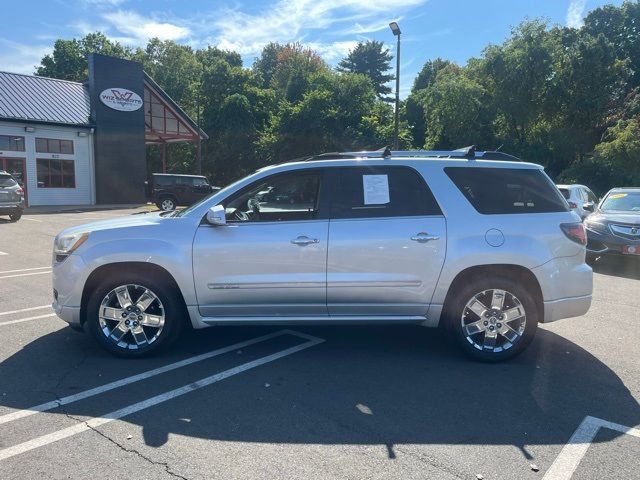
[460,289,526,353]
[98,284,165,350]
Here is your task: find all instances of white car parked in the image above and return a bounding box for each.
[52,148,593,361]
[556,184,598,220]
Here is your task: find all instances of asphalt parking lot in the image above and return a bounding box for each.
[0,208,639,480]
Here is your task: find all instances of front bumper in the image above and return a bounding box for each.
[52,254,89,328]
[586,227,640,256]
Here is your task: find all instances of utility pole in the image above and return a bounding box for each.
[389,22,401,150]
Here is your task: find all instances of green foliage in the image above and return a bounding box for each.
[337,40,395,100]
[35,1,640,190]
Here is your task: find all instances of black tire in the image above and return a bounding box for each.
[443,275,539,362]
[157,196,177,211]
[86,272,185,358]
[9,210,22,222]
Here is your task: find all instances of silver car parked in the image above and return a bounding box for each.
[52,148,593,361]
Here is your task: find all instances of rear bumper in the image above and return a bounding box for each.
[0,202,24,214]
[543,294,592,323]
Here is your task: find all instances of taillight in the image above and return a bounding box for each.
[568,201,578,209]
[560,222,587,245]
[16,187,24,195]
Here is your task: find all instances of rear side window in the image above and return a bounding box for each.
[154,176,173,186]
[445,167,569,214]
[0,174,17,187]
[559,188,570,200]
[329,166,442,219]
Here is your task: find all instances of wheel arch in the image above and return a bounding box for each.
[80,261,189,328]
[442,264,544,322]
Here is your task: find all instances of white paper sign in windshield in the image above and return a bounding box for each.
[363,175,390,205]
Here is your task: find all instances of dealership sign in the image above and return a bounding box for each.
[99,88,143,111]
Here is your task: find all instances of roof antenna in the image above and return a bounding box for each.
[382,146,392,158]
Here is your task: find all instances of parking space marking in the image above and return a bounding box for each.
[0,251,7,256]
[0,305,50,317]
[0,266,51,275]
[22,217,43,223]
[0,313,57,327]
[0,329,320,426]
[0,270,52,280]
[0,330,324,461]
[543,416,640,480]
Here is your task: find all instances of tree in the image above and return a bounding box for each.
[337,40,394,100]
[36,33,132,82]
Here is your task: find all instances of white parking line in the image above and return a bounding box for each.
[0,330,324,461]
[0,266,51,275]
[22,217,43,223]
[0,329,320,426]
[0,251,7,256]
[0,305,50,317]
[0,313,57,327]
[0,270,51,280]
[543,415,640,480]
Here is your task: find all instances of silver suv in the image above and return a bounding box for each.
[52,149,593,361]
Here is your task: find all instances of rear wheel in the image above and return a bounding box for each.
[444,275,538,362]
[158,196,177,211]
[9,210,22,222]
[86,273,185,357]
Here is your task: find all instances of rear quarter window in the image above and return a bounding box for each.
[445,167,569,214]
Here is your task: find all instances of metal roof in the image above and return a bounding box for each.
[0,71,92,126]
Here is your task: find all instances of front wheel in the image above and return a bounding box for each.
[86,273,185,357]
[444,276,539,362]
[158,196,177,211]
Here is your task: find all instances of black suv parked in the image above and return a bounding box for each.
[0,171,25,222]
[145,173,220,211]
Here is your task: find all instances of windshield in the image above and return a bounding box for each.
[0,175,17,188]
[601,192,640,212]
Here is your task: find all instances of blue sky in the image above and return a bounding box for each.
[0,0,625,97]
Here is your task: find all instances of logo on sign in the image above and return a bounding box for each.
[99,88,143,111]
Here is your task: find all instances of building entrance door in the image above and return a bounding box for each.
[0,158,27,205]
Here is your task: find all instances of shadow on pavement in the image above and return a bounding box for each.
[589,255,640,280]
[1,323,638,459]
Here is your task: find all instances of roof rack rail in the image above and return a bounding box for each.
[298,146,521,163]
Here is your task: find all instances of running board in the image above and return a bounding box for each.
[200,315,427,326]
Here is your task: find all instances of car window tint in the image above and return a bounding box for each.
[154,176,173,186]
[193,177,208,187]
[0,174,17,187]
[445,167,569,214]
[329,166,441,219]
[559,188,570,200]
[225,172,320,222]
[176,177,193,186]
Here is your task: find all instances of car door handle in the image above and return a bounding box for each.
[411,232,440,243]
[291,236,319,246]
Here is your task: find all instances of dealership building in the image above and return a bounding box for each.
[0,54,207,206]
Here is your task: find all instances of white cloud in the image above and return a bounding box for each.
[0,38,51,74]
[101,10,191,45]
[209,0,426,58]
[307,40,360,61]
[566,0,587,28]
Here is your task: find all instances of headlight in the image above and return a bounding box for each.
[53,232,89,263]
[584,220,608,234]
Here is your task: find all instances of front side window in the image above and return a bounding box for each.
[224,172,320,222]
[329,166,442,219]
[586,189,598,203]
[193,177,209,187]
[445,167,569,214]
[37,159,75,188]
[0,135,25,152]
[35,138,74,154]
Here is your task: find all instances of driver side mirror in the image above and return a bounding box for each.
[583,202,595,213]
[206,204,226,226]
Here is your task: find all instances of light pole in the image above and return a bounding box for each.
[389,21,401,150]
